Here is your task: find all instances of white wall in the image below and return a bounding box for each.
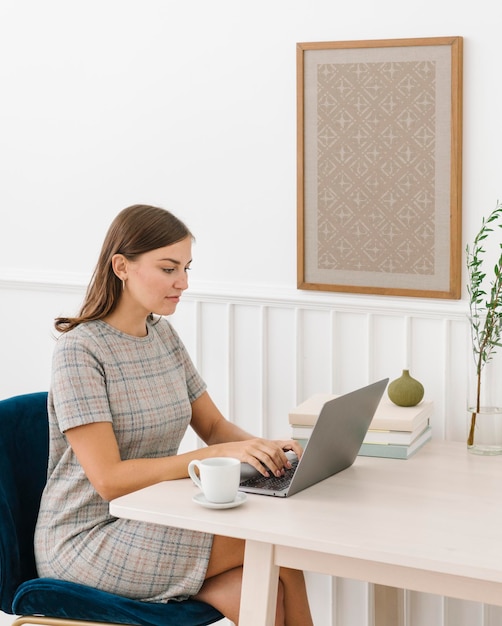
[1,1,502,626]
[1,0,501,290]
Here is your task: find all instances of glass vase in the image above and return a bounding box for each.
[467,344,502,455]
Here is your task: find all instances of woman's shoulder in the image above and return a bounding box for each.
[53,321,121,362]
[55,321,108,345]
[150,317,181,344]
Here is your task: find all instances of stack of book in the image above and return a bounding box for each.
[358,400,432,458]
[288,393,433,459]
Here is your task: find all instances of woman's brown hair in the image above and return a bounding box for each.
[55,204,193,333]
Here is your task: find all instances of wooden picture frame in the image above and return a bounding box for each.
[297,37,463,298]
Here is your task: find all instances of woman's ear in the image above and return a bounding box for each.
[111,254,128,281]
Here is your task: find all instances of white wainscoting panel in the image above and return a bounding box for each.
[2,274,499,626]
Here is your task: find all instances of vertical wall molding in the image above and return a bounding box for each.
[294,307,304,404]
[226,302,235,422]
[329,310,337,392]
[259,305,269,439]
[194,299,203,371]
[404,315,412,370]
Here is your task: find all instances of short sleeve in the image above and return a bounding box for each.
[50,332,113,433]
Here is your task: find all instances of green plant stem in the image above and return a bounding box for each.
[468,413,476,446]
[467,362,482,446]
[466,200,502,447]
[468,309,500,446]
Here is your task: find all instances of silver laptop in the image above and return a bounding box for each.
[239,378,388,497]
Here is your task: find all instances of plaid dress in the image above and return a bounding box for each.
[34,318,213,602]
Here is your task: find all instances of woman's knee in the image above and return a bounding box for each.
[205,535,245,578]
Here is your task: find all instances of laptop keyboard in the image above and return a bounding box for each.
[240,459,299,491]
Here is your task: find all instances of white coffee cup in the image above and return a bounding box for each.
[188,457,241,503]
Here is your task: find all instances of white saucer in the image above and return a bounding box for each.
[192,492,247,509]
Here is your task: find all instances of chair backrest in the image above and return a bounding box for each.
[0,392,49,614]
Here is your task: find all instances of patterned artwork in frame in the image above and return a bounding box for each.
[297,37,463,298]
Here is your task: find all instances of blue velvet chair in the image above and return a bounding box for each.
[0,392,224,626]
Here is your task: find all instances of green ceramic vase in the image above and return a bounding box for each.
[387,369,424,407]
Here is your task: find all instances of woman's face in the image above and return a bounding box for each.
[123,236,192,317]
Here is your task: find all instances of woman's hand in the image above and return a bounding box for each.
[191,392,304,477]
[212,437,303,477]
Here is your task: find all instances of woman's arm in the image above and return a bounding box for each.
[64,420,224,502]
[65,391,303,502]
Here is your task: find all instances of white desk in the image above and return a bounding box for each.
[110,442,502,626]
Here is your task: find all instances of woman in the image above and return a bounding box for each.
[34,204,313,626]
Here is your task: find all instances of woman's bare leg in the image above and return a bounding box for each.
[195,566,244,624]
[204,535,245,577]
[194,535,311,625]
[194,536,242,623]
[279,567,314,626]
[195,565,285,625]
